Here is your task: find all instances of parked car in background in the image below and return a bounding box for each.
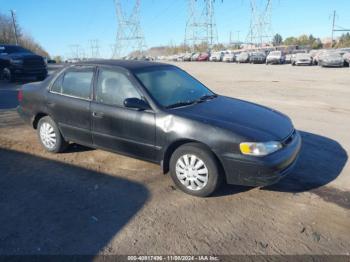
[222,53,235,62]
[176,54,185,62]
[236,52,250,63]
[198,52,210,61]
[266,51,285,65]
[318,52,344,67]
[0,44,47,82]
[292,53,313,66]
[249,52,266,64]
[209,51,224,62]
[191,53,200,61]
[312,50,327,65]
[290,50,307,65]
[285,54,292,64]
[343,52,350,67]
[47,59,57,64]
[17,60,301,197]
[183,53,194,61]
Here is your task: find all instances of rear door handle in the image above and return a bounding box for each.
[47,102,55,107]
[92,111,104,118]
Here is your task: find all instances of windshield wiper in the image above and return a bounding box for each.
[165,100,197,109]
[197,94,218,102]
[166,94,217,109]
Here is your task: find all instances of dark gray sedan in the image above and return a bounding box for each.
[17,60,301,197]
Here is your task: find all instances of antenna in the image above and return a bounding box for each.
[112,0,147,59]
[185,0,221,52]
[246,0,273,47]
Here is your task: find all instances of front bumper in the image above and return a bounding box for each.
[295,61,312,66]
[321,62,344,67]
[10,65,48,77]
[220,130,302,187]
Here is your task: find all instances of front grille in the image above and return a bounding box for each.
[23,58,45,67]
[282,129,296,146]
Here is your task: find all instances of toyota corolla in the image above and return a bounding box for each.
[17,60,301,197]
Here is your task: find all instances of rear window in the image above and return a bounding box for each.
[51,68,94,99]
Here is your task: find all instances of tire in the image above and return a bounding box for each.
[36,74,47,81]
[169,143,222,197]
[37,116,68,153]
[2,68,15,82]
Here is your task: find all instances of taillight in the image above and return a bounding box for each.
[17,90,23,102]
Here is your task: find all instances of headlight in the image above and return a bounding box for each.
[10,59,23,65]
[240,141,282,156]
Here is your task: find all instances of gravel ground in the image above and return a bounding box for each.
[0,63,349,255]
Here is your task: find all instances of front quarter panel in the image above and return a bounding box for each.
[155,112,242,164]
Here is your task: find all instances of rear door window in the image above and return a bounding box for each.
[51,67,94,99]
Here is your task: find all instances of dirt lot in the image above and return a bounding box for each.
[0,63,349,255]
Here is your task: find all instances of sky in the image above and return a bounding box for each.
[1,0,350,58]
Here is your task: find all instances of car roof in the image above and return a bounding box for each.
[78,59,173,71]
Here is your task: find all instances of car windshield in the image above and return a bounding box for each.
[135,67,215,108]
[269,51,281,56]
[0,45,32,54]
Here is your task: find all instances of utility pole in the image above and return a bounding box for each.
[10,10,19,45]
[331,10,336,47]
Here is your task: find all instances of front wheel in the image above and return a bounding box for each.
[170,143,222,197]
[37,116,68,153]
[2,68,15,82]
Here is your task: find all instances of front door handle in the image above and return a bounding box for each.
[92,111,104,118]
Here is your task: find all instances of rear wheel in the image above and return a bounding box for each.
[170,143,222,197]
[37,116,68,153]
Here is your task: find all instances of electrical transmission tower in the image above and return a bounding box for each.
[246,0,273,47]
[69,44,86,60]
[89,39,101,59]
[112,0,147,59]
[185,0,221,52]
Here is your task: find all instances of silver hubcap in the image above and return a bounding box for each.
[175,154,208,191]
[39,122,56,149]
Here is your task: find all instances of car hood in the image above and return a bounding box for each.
[171,96,294,141]
[7,52,43,60]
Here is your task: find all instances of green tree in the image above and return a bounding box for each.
[336,33,350,48]
[284,37,297,46]
[297,34,309,46]
[272,33,283,46]
[0,12,48,57]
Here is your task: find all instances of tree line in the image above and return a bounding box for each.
[0,12,49,57]
[273,33,350,49]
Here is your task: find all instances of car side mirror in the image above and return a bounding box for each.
[124,97,151,111]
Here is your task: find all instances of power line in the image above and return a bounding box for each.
[331,10,350,46]
[112,0,147,59]
[184,0,222,52]
[246,0,273,47]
